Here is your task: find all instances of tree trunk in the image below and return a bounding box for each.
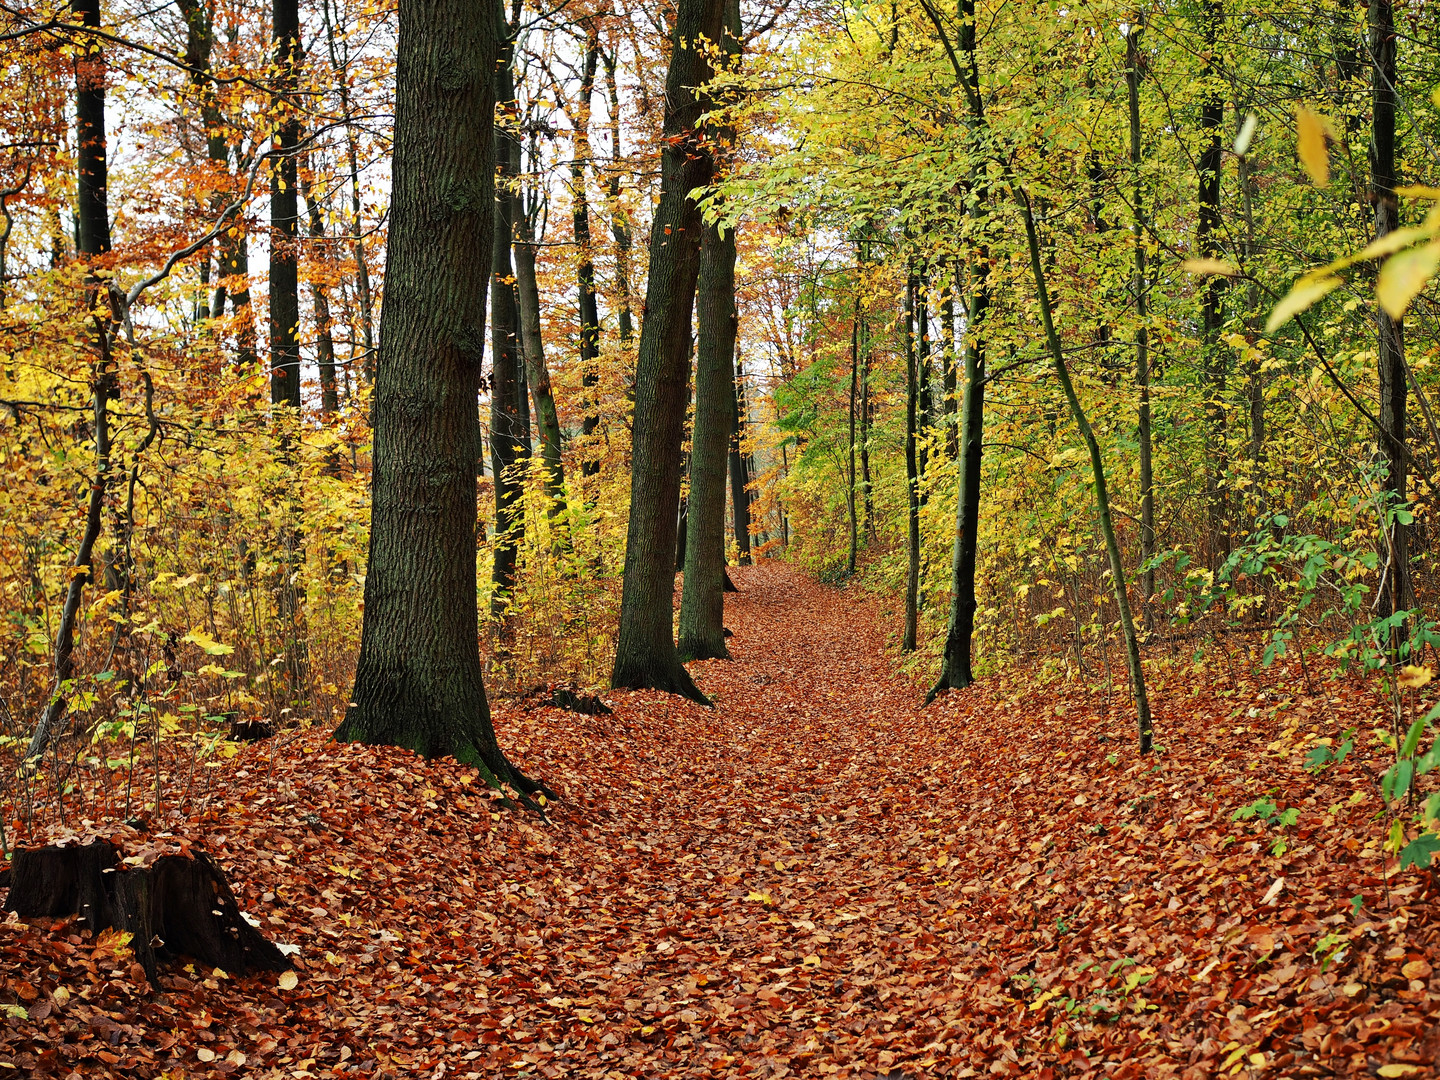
[300,164,340,415]
[903,271,920,654]
[269,0,301,408]
[571,34,604,482]
[514,140,565,510]
[730,359,753,565]
[489,34,527,616]
[28,0,114,761]
[930,258,988,699]
[1371,0,1410,621]
[610,0,726,703]
[1128,26,1156,620]
[1017,185,1153,754]
[941,284,957,458]
[337,0,547,800]
[1198,0,1227,563]
[859,309,875,539]
[679,217,738,660]
[847,296,859,575]
[603,49,635,346]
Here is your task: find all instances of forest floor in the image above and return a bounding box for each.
[3,563,1439,1079]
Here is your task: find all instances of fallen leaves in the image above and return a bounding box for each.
[2,565,1438,1078]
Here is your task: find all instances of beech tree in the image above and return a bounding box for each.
[610,0,727,702]
[336,0,545,798]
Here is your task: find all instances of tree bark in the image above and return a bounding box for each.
[490,31,527,616]
[730,359,753,565]
[1198,0,1228,563]
[610,0,726,703]
[1128,26,1156,620]
[903,270,920,653]
[847,296,859,575]
[269,0,301,408]
[299,164,340,415]
[337,0,546,799]
[1371,0,1409,621]
[28,0,115,761]
[602,49,635,346]
[570,34,604,482]
[1017,185,1153,754]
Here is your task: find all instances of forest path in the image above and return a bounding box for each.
[6,566,1436,1080]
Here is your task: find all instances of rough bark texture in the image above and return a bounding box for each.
[679,217,737,661]
[337,0,546,798]
[4,842,291,984]
[610,0,726,703]
[74,0,110,258]
[490,36,527,615]
[269,0,301,408]
[1371,0,1410,619]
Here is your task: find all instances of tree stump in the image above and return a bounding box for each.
[2,841,290,983]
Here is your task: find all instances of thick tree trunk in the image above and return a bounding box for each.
[610,0,726,703]
[269,0,301,408]
[490,37,527,616]
[337,0,546,799]
[679,217,738,660]
[903,272,920,654]
[1371,0,1410,621]
[1128,27,1156,619]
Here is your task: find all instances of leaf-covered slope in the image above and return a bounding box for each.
[3,564,1437,1078]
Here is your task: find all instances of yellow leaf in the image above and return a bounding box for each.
[183,628,234,655]
[1396,184,1440,201]
[1377,240,1440,318]
[1296,105,1330,187]
[277,970,299,991]
[745,890,774,904]
[1377,1066,1421,1078]
[1234,113,1258,156]
[1266,272,1341,333]
[1181,258,1238,277]
[1249,1054,1266,1068]
[1397,664,1433,689]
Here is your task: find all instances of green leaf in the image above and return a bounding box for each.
[1397,832,1440,871]
[1401,715,1428,759]
[1383,759,1414,804]
[1266,272,1342,333]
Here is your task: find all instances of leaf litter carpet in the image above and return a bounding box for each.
[3,564,1439,1078]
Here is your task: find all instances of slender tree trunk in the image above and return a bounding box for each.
[1016,185,1153,754]
[337,0,547,800]
[1128,26,1156,619]
[730,357,753,565]
[1371,0,1410,619]
[270,0,301,408]
[916,267,932,499]
[678,212,738,660]
[602,49,634,345]
[610,0,726,702]
[903,271,920,653]
[847,296,859,575]
[514,140,566,510]
[490,36,526,615]
[1198,0,1228,562]
[299,165,340,415]
[859,310,874,539]
[571,35,605,482]
[28,0,114,760]
[941,283,957,458]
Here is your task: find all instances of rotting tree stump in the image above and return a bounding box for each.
[1,840,291,983]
